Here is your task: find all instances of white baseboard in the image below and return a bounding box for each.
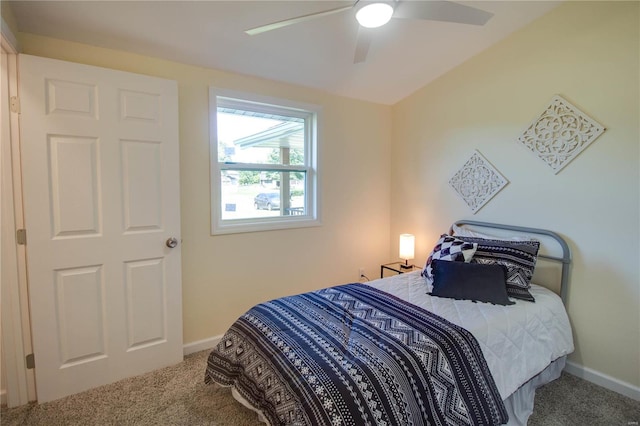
[183,335,223,356]
[564,360,640,401]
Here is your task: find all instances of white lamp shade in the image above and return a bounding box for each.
[356,3,394,28]
[399,234,415,261]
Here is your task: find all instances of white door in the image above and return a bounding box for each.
[19,54,182,403]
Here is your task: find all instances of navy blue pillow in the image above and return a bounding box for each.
[431,259,515,306]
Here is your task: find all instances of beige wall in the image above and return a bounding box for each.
[391,1,639,388]
[18,33,392,343]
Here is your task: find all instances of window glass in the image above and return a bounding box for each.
[217,108,305,165]
[219,171,306,220]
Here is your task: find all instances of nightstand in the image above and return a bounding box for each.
[380,261,421,278]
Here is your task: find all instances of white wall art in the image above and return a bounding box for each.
[517,95,605,174]
[449,150,508,214]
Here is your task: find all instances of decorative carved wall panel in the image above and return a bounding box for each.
[517,95,605,174]
[449,150,508,214]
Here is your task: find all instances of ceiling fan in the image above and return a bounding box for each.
[245,1,494,64]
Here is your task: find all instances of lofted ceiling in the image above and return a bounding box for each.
[7,1,560,105]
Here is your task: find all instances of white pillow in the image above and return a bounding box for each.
[451,224,537,242]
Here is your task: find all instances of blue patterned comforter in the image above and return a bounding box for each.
[205,283,508,425]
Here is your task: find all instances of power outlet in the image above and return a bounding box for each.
[358,268,365,281]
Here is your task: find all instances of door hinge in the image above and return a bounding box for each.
[26,353,35,369]
[16,228,27,245]
[10,96,20,114]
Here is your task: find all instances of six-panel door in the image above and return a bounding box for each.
[19,54,182,403]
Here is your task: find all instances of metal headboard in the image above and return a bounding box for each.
[451,220,571,302]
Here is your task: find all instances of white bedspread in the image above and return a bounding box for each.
[367,271,574,400]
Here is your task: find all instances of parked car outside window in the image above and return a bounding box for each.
[254,192,280,210]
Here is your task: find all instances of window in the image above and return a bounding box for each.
[210,88,320,234]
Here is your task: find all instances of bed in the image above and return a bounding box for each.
[205,221,574,425]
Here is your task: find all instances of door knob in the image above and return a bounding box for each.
[166,237,178,248]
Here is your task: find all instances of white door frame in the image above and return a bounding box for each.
[1,31,37,407]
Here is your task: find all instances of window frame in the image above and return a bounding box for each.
[209,88,321,235]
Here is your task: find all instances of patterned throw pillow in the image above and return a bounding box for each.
[456,236,540,302]
[422,235,478,286]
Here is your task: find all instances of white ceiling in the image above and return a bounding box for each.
[7,1,560,105]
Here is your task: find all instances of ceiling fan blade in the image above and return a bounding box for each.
[354,27,374,63]
[394,1,494,26]
[245,5,354,35]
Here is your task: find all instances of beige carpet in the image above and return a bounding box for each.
[1,350,261,426]
[2,350,639,425]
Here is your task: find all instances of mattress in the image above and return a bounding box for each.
[367,270,574,400]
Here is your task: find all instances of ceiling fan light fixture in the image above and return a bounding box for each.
[356,2,394,28]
